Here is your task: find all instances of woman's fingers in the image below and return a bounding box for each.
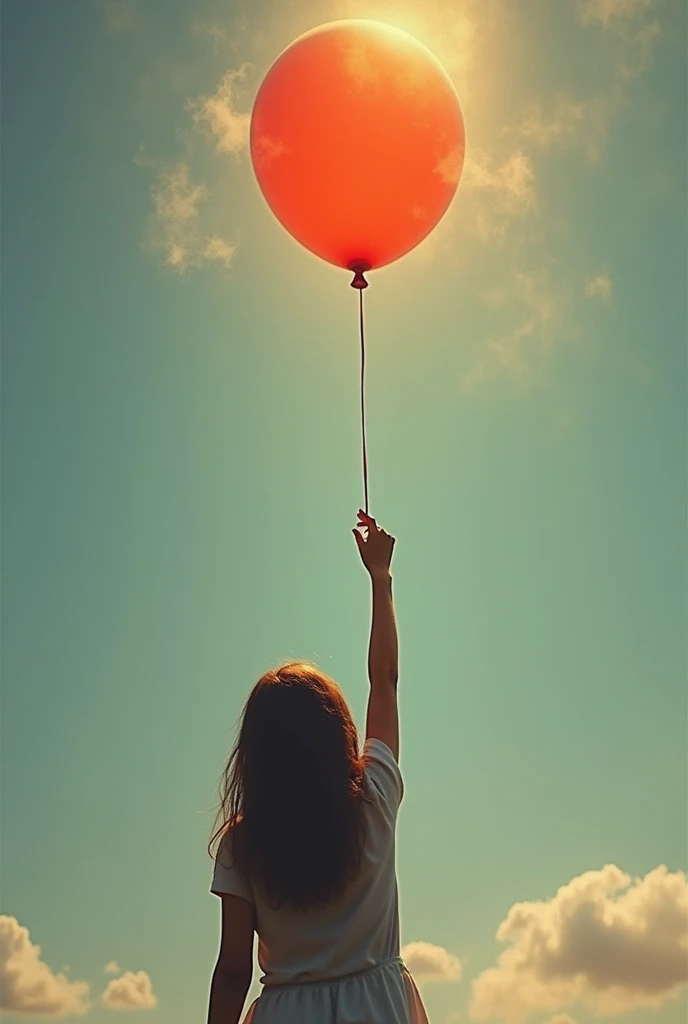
[357,511,377,530]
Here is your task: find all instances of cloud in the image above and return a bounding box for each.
[104,0,137,32]
[586,272,614,302]
[513,93,613,163]
[189,67,251,155]
[102,970,158,1010]
[468,864,688,1024]
[460,149,537,243]
[104,961,122,975]
[512,37,660,162]
[513,96,587,149]
[137,156,237,273]
[192,20,228,54]
[203,236,237,267]
[461,268,563,391]
[464,150,536,210]
[616,18,662,79]
[511,0,661,163]
[578,0,662,81]
[0,915,91,1016]
[544,1016,577,1024]
[401,941,463,982]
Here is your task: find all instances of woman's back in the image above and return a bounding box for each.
[212,738,403,985]
[212,738,428,1023]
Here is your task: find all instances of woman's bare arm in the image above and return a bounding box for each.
[367,570,398,686]
[353,512,399,759]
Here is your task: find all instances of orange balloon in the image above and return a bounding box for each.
[250,20,465,274]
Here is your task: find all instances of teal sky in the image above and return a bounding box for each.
[1,2,686,1023]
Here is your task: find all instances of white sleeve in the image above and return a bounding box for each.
[210,830,254,903]
[363,737,404,814]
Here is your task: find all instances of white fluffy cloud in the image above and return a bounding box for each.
[468,864,688,1024]
[402,941,463,982]
[102,969,158,1010]
[0,915,91,1016]
[586,272,614,302]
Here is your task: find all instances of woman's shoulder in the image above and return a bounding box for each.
[362,737,404,811]
[216,817,244,862]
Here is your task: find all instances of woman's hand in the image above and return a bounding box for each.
[353,510,396,577]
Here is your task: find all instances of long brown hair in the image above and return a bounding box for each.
[208,662,368,912]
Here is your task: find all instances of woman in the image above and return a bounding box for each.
[207,509,428,1023]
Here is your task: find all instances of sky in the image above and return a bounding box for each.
[1,1,686,1023]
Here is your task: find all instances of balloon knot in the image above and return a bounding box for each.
[348,261,370,289]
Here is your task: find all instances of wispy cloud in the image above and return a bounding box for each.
[401,941,463,983]
[468,864,688,1023]
[137,156,237,274]
[102,970,158,1009]
[464,150,536,210]
[509,1,661,164]
[203,236,237,266]
[189,67,251,156]
[586,271,614,302]
[615,17,662,79]
[104,961,122,975]
[512,96,587,149]
[460,149,537,244]
[511,93,612,163]
[191,19,228,55]
[0,915,91,1016]
[461,268,564,391]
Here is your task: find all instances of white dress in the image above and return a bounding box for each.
[210,738,429,1024]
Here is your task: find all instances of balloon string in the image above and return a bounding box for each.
[359,286,369,517]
